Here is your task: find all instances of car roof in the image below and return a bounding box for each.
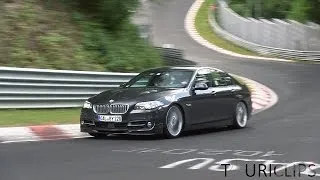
[146,66,224,72]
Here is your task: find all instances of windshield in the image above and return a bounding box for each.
[123,69,195,88]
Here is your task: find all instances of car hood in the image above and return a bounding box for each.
[89,87,186,104]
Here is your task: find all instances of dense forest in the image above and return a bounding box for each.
[0,0,162,72]
[229,0,320,24]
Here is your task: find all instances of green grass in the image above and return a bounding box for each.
[195,0,260,56]
[0,108,81,127]
[0,0,162,72]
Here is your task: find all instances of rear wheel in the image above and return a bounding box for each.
[232,102,248,128]
[164,105,184,138]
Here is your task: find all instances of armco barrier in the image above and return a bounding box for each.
[0,47,197,109]
[209,1,320,61]
[0,66,138,109]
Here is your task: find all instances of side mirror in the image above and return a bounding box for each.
[193,82,209,90]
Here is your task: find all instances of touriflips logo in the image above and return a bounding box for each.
[159,158,320,178]
[221,163,318,178]
[111,147,320,178]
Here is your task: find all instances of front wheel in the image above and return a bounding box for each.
[232,102,248,128]
[164,105,184,138]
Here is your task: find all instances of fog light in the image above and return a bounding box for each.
[147,122,153,128]
[81,121,84,125]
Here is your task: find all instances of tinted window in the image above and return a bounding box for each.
[194,68,213,87]
[129,75,150,87]
[211,71,235,87]
[124,69,195,88]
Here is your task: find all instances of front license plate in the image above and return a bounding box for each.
[98,115,122,122]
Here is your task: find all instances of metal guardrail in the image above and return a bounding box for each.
[0,47,197,109]
[0,66,138,109]
[209,1,320,61]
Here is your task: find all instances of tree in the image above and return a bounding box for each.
[260,0,291,19]
[230,0,320,23]
[75,0,139,32]
[305,0,320,24]
[288,0,311,23]
[229,0,291,19]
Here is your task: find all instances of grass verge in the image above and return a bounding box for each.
[1,0,162,72]
[0,108,81,127]
[195,0,260,56]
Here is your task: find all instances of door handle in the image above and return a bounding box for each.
[236,94,243,98]
[231,89,236,92]
[211,91,217,95]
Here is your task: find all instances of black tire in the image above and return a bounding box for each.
[89,133,108,138]
[163,105,184,138]
[232,102,248,128]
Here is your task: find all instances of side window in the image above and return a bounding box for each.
[130,77,149,87]
[194,69,213,87]
[128,73,153,87]
[210,71,235,87]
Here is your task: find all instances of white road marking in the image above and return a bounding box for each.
[112,148,284,158]
[233,150,263,157]
[162,149,198,155]
[300,163,320,177]
[261,151,284,157]
[160,158,215,169]
[138,148,165,153]
[112,148,150,152]
[1,139,41,144]
[159,157,320,177]
[209,158,270,171]
[198,149,233,156]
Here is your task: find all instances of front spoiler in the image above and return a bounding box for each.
[81,123,164,136]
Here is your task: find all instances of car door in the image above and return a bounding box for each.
[209,71,240,120]
[189,68,220,125]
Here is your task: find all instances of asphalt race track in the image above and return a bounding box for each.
[1,0,320,180]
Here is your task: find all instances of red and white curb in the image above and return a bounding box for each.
[234,75,278,115]
[0,125,90,144]
[0,124,90,144]
[0,77,278,144]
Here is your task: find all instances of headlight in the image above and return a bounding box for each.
[83,101,92,109]
[134,101,164,110]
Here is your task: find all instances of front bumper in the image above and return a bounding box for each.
[80,107,167,135]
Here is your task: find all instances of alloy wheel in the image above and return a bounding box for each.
[234,102,248,128]
[165,105,183,137]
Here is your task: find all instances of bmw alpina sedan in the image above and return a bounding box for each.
[80,66,252,138]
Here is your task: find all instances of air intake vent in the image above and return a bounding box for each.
[110,104,129,114]
[93,104,129,114]
[93,104,110,114]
